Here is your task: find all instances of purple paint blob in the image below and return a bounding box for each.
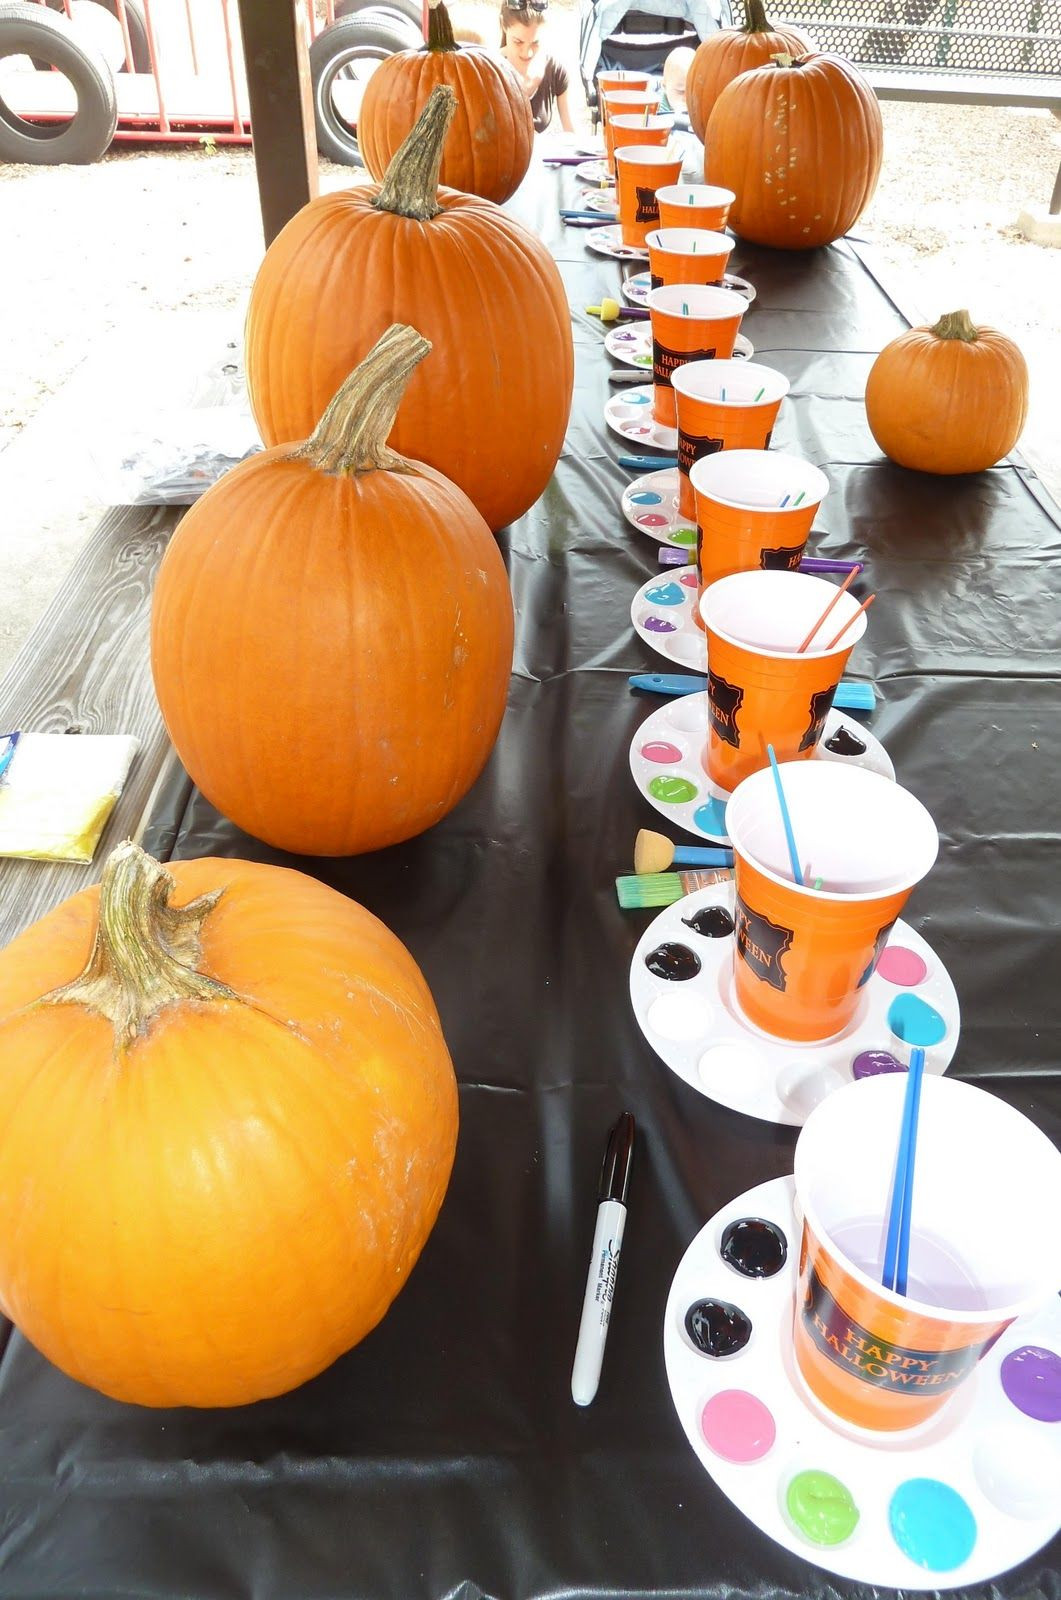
[1000,1345,1061,1422]
[701,1390,776,1463]
[643,616,678,633]
[876,946,929,987]
[642,740,683,764]
[852,1049,907,1080]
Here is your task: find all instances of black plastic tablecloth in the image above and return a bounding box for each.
[1,164,1059,1600]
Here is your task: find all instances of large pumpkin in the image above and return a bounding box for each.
[705,52,883,250]
[357,0,532,203]
[0,842,458,1408]
[153,325,514,856]
[245,86,572,533]
[865,308,1029,474]
[686,0,813,141]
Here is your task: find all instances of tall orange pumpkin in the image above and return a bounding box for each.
[0,842,459,1408]
[245,86,572,533]
[153,325,514,856]
[865,308,1029,474]
[357,0,532,203]
[706,52,883,250]
[686,0,813,141]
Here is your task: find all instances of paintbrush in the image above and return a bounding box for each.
[616,867,732,909]
[634,828,733,873]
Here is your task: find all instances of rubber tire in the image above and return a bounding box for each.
[0,1,117,163]
[43,0,150,72]
[310,13,414,166]
[334,0,423,35]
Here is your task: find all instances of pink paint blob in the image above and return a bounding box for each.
[700,1389,776,1463]
[679,571,699,588]
[876,946,929,987]
[636,513,669,528]
[642,740,683,764]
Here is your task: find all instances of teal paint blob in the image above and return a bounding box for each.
[630,491,663,505]
[887,992,947,1047]
[889,1479,976,1572]
[645,583,685,607]
[693,797,729,837]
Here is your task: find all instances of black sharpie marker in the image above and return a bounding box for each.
[571,1112,635,1407]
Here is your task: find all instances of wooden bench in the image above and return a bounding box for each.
[777,0,1061,212]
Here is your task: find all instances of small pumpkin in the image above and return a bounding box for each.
[705,52,883,250]
[686,0,813,141]
[865,309,1029,475]
[357,0,532,203]
[245,86,572,533]
[0,841,458,1408]
[153,324,514,857]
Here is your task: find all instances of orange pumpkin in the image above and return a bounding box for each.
[357,0,532,203]
[866,308,1029,474]
[153,325,514,856]
[245,86,572,533]
[706,52,883,250]
[0,841,459,1408]
[686,0,813,141]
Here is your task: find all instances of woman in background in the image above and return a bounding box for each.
[499,0,576,133]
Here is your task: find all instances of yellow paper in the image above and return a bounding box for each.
[0,733,139,863]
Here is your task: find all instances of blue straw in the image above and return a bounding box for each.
[882,1047,926,1294]
[766,744,804,887]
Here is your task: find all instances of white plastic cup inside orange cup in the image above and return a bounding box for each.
[793,1073,1061,1432]
[645,228,734,290]
[602,88,663,172]
[671,360,789,519]
[725,762,939,1043]
[656,183,735,231]
[614,145,684,247]
[647,283,746,428]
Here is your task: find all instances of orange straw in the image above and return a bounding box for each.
[797,569,858,653]
[823,592,876,650]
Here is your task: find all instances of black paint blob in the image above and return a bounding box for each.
[682,906,735,939]
[645,942,701,981]
[720,1217,789,1279]
[824,725,867,757]
[685,1298,752,1358]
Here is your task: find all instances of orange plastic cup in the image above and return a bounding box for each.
[689,449,828,623]
[645,228,733,290]
[610,113,674,170]
[647,284,746,428]
[671,360,789,519]
[793,1074,1061,1431]
[656,183,735,232]
[725,761,939,1042]
[614,146,684,247]
[596,70,652,122]
[602,89,663,172]
[699,569,868,791]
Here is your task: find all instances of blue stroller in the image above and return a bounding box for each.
[579,0,731,113]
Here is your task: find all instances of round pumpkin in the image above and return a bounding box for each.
[357,0,532,203]
[153,324,514,856]
[245,86,572,533]
[705,51,883,250]
[686,0,813,141]
[865,308,1029,475]
[0,841,458,1408]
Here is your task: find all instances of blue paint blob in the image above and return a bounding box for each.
[889,1479,977,1572]
[630,491,663,505]
[627,390,651,406]
[888,993,947,1046]
[693,796,729,837]
[644,583,685,607]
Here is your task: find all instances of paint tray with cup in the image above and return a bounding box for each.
[614,145,684,248]
[647,284,747,429]
[671,360,789,521]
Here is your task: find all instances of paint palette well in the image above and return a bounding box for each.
[605,325,753,370]
[630,884,955,1124]
[664,1176,1061,1586]
[605,385,677,450]
[581,188,618,216]
[585,224,649,261]
[622,268,757,308]
[629,693,893,845]
[575,159,614,186]
[622,468,696,550]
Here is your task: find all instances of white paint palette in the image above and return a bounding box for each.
[605,325,754,371]
[585,224,649,261]
[629,692,893,844]
[622,467,696,550]
[622,268,757,308]
[575,158,614,185]
[630,885,955,1123]
[664,1176,1061,1586]
[605,384,677,449]
[581,188,618,216]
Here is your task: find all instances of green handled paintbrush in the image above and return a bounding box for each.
[616,868,733,909]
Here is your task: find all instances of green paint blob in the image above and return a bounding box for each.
[648,775,698,804]
[672,526,697,546]
[786,1470,859,1547]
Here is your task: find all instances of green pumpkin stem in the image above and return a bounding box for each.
[301,324,431,476]
[39,840,233,1051]
[374,84,456,222]
[425,0,459,52]
[930,309,979,342]
[744,0,773,32]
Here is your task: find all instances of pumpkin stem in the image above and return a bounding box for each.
[743,0,773,33]
[425,0,459,52]
[38,840,235,1051]
[299,324,431,476]
[930,309,979,343]
[771,50,797,66]
[374,84,456,222]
